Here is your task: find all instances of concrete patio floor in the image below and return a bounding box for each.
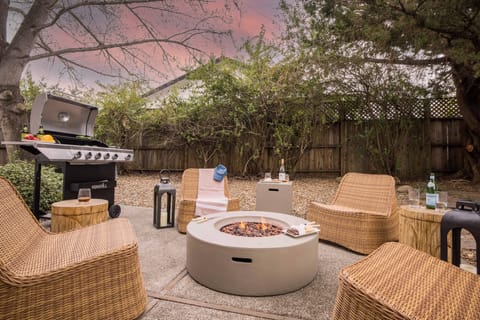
[120,205,364,320]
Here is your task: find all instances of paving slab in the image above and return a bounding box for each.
[120,205,364,319]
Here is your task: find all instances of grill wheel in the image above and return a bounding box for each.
[109,204,121,218]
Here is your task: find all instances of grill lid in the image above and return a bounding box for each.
[30,93,98,138]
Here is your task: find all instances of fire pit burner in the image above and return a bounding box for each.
[220,221,283,237]
[187,211,318,296]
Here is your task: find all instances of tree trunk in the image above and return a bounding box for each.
[451,63,480,183]
[0,0,54,161]
[0,85,28,161]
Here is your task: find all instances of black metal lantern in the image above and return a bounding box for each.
[153,176,176,228]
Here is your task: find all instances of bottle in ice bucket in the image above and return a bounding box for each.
[20,124,29,140]
[279,158,286,181]
[425,172,438,209]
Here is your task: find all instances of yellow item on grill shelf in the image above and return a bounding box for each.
[40,134,56,143]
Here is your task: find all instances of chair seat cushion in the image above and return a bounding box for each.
[6,218,137,280]
[311,202,388,217]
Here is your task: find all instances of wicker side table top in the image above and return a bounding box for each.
[51,199,108,232]
[51,198,108,213]
[399,204,446,222]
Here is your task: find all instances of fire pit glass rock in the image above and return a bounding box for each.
[186,211,319,296]
[220,221,283,237]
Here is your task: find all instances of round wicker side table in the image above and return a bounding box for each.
[51,198,108,232]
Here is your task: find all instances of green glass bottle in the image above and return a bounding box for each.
[279,158,286,181]
[425,172,438,209]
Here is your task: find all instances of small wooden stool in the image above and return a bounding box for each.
[399,205,451,261]
[51,199,108,232]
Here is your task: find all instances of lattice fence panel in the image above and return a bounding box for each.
[429,98,462,118]
[322,97,461,121]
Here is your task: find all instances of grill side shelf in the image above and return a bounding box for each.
[2,141,41,156]
[1,141,134,162]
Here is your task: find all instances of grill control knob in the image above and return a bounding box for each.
[103,153,110,160]
[94,152,102,160]
[73,151,82,160]
[125,154,132,160]
[112,154,119,160]
[85,152,92,160]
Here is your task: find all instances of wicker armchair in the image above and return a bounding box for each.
[307,172,398,254]
[177,168,240,233]
[0,177,147,320]
[332,242,480,320]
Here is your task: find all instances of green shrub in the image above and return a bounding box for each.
[0,161,63,213]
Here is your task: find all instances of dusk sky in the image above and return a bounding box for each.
[24,1,287,91]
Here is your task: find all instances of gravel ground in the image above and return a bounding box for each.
[116,172,340,218]
[116,172,478,214]
[116,171,479,265]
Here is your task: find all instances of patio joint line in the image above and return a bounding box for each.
[159,268,189,296]
[143,298,159,315]
[152,293,301,320]
[146,268,303,320]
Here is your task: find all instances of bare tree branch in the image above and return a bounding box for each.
[128,3,195,19]
[107,47,136,77]
[125,3,168,63]
[12,0,236,85]
[363,56,449,66]
[69,11,103,46]
[41,0,172,30]
[1,0,239,90]
[393,1,480,46]
[59,54,131,79]
[29,31,221,61]
[7,6,27,17]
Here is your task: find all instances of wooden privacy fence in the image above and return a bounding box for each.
[126,97,465,180]
[0,98,466,179]
[126,117,465,180]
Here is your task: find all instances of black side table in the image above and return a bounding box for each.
[440,202,480,274]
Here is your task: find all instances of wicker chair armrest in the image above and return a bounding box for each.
[227,198,241,211]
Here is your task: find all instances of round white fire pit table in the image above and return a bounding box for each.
[186,211,319,296]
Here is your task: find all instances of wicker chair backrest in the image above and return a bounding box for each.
[180,168,230,200]
[333,172,397,216]
[0,177,47,269]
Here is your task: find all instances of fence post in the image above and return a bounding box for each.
[339,104,347,176]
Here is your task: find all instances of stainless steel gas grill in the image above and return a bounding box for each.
[2,93,134,218]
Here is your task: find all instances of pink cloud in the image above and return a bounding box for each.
[234,3,279,39]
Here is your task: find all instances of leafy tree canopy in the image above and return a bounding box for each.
[281,0,480,181]
[94,81,147,148]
